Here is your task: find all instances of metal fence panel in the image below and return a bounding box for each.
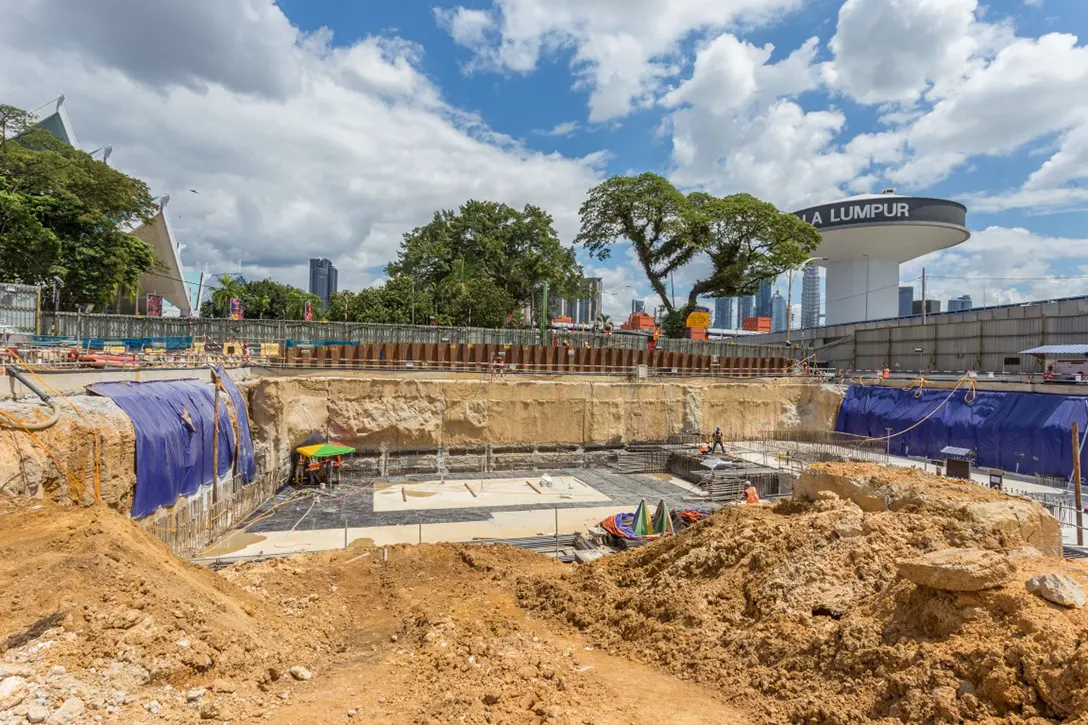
[0,283,39,333]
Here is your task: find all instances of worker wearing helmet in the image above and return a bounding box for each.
[744,482,760,504]
[711,426,725,454]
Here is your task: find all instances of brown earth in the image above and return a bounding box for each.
[5,462,1084,724]
[0,376,843,509]
[517,464,1087,724]
[0,395,135,509]
[0,499,747,724]
[246,376,844,472]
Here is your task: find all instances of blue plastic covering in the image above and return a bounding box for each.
[836,385,1088,478]
[214,365,256,484]
[32,335,193,350]
[90,379,236,518]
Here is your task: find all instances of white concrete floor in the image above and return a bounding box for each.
[202,473,708,560]
[372,475,609,512]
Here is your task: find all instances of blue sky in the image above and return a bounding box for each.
[2,0,1088,319]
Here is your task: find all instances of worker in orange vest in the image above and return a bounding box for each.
[744,482,760,504]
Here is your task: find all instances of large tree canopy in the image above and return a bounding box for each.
[577,173,821,334]
[0,104,158,310]
[386,199,582,326]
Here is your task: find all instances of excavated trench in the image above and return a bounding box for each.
[2,372,1087,725]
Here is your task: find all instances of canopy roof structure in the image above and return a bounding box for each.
[30,95,192,315]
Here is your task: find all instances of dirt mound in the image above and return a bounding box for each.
[0,500,333,723]
[516,467,1088,724]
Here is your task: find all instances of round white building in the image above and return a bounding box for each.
[793,192,969,326]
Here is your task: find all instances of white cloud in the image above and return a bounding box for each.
[538,121,579,137]
[435,0,802,121]
[901,226,1088,307]
[662,34,873,209]
[825,0,989,105]
[0,0,604,292]
[434,7,495,49]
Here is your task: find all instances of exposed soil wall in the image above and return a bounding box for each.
[0,396,136,509]
[246,376,845,473]
[0,375,844,510]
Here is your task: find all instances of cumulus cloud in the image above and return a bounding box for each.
[825,0,991,105]
[434,0,802,122]
[901,226,1088,307]
[0,0,604,292]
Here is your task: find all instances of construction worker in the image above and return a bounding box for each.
[744,481,760,504]
[882,365,891,380]
[743,481,759,504]
[711,426,726,454]
[699,442,709,455]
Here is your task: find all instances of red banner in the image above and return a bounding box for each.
[304,301,313,321]
[145,294,162,317]
[230,298,244,320]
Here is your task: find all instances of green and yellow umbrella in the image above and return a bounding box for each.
[296,442,356,459]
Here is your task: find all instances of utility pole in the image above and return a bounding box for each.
[1075,422,1083,546]
[411,278,415,326]
[539,281,549,346]
[921,267,927,325]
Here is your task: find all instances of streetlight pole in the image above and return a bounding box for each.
[786,257,827,344]
[862,253,870,321]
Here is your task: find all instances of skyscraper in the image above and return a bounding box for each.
[947,294,973,312]
[308,258,338,308]
[801,265,821,329]
[631,299,645,315]
[713,297,734,329]
[738,295,754,322]
[755,278,774,318]
[899,286,914,317]
[771,292,787,333]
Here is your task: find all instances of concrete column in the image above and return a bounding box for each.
[485,444,493,472]
[379,443,388,477]
[824,258,899,325]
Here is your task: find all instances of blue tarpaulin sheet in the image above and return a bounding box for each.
[215,365,256,484]
[90,379,237,518]
[836,385,1088,478]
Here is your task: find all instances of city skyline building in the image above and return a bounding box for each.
[771,292,787,333]
[801,265,820,329]
[714,297,734,329]
[308,258,338,308]
[755,278,774,318]
[631,299,645,315]
[947,294,973,312]
[739,295,754,322]
[899,286,914,317]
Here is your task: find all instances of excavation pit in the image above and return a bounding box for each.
[209,468,709,559]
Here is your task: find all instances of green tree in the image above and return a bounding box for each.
[285,288,322,320]
[388,200,581,325]
[0,104,158,310]
[577,173,820,335]
[239,278,295,319]
[210,274,244,317]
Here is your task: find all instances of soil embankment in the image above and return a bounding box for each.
[1,463,1085,724]
[1,376,842,509]
[246,376,844,472]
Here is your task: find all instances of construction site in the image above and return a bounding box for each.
[3,338,1088,725]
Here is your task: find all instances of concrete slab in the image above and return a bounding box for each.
[372,475,609,512]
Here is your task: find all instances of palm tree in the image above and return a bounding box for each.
[286,289,322,320]
[211,274,244,318]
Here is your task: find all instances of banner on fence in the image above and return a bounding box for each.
[230,298,243,320]
[146,294,162,317]
[304,301,313,321]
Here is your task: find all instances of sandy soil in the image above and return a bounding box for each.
[3,462,1086,724]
